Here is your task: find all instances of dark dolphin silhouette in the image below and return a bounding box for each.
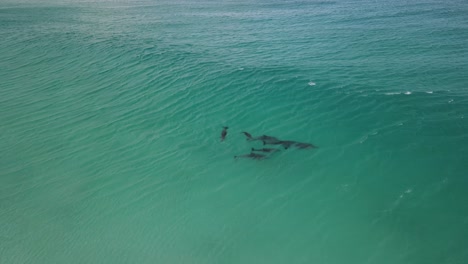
[221,126,228,141]
[241,131,318,149]
[251,147,280,153]
[241,132,281,144]
[234,152,267,160]
[263,140,296,149]
[241,131,254,140]
[264,140,318,149]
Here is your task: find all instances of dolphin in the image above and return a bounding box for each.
[241,132,280,144]
[221,126,228,141]
[251,147,280,153]
[263,140,296,149]
[242,131,318,149]
[241,131,255,140]
[234,152,267,160]
[263,140,318,149]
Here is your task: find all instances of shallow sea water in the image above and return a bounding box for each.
[1,0,468,263]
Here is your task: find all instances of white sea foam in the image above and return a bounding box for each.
[426,91,433,94]
[386,91,412,95]
[308,81,316,86]
[398,188,412,199]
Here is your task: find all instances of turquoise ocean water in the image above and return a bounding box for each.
[1,0,468,263]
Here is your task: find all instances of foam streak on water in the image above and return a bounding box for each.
[1,0,468,263]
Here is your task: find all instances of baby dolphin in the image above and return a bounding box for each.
[241,131,254,140]
[221,126,228,141]
[234,152,267,160]
[251,147,280,153]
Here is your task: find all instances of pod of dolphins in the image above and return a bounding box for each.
[220,127,317,160]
